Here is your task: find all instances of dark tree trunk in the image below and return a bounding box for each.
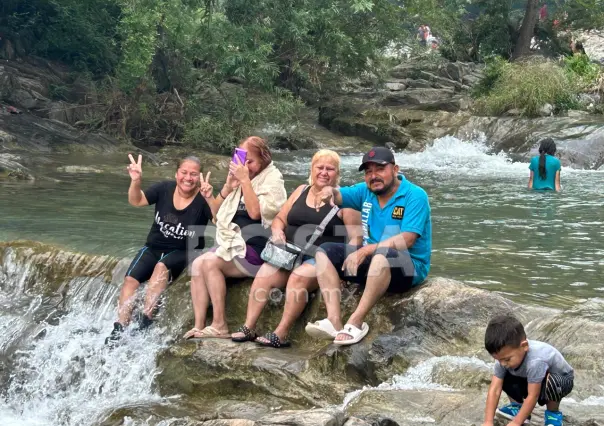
[512,0,540,60]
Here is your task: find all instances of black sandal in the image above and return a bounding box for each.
[231,324,258,343]
[256,332,291,348]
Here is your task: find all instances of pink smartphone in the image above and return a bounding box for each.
[232,148,247,165]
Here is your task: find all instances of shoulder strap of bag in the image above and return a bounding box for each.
[292,205,340,270]
[301,205,340,253]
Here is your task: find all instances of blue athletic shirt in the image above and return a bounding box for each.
[339,175,432,285]
[529,155,561,190]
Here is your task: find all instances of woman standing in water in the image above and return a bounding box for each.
[528,138,561,191]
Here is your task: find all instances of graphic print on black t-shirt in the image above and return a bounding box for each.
[143,181,212,251]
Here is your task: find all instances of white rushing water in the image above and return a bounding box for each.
[341,356,491,409]
[346,135,528,177]
[279,134,604,180]
[0,256,168,426]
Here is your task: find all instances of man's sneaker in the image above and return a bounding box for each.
[496,403,531,424]
[104,322,124,346]
[544,410,563,426]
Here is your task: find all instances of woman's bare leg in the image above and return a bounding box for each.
[232,263,289,338]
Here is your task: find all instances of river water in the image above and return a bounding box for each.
[1,135,603,425]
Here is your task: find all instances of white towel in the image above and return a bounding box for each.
[215,162,286,261]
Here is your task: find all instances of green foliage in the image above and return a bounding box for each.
[0,0,121,74]
[48,84,69,101]
[396,0,468,60]
[190,11,279,90]
[108,0,405,151]
[473,0,515,59]
[474,59,579,116]
[223,0,404,91]
[184,86,303,153]
[561,0,604,30]
[83,0,404,151]
[474,53,604,117]
[418,0,604,62]
[564,54,602,86]
[115,0,163,92]
[400,0,517,61]
[471,56,509,96]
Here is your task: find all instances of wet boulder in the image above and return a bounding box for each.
[256,408,345,426]
[272,134,320,151]
[0,153,34,180]
[156,278,522,406]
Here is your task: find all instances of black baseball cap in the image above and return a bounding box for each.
[358,147,396,171]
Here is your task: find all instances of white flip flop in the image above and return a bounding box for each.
[305,318,338,340]
[333,322,369,346]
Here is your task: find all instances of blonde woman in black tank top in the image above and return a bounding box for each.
[231,150,363,347]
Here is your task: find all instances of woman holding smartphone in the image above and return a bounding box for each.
[231,149,363,348]
[184,136,287,339]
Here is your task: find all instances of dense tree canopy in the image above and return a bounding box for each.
[3,0,602,78]
[0,0,121,74]
[407,0,604,61]
[1,0,602,149]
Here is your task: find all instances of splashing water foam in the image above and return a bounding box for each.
[341,356,491,408]
[392,136,528,176]
[0,274,168,426]
[279,134,604,180]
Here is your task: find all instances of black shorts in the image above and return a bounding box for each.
[502,372,574,406]
[126,246,188,284]
[318,242,415,293]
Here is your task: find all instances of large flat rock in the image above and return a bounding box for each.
[4,241,603,425]
[346,388,604,426]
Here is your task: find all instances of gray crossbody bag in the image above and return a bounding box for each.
[261,205,340,271]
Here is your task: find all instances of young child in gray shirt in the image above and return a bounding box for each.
[482,315,574,426]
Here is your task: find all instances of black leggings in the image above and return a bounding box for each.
[126,246,188,284]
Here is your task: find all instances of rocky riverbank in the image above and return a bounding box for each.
[2,53,604,184]
[2,241,604,426]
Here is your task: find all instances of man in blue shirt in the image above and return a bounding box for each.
[306,147,432,346]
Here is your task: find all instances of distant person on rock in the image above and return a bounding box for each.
[230,149,362,348]
[528,138,561,191]
[417,25,426,46]
[571,40,587,57]
[423,25,431,41]
[105,155,213,346]
[539,2,548,22]
[417,24,432,47]
[307,147,432,346]
[482,314,574,426]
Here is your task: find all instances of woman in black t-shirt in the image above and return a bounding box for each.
[105,155,212,345]
[230,149,362,348]
[183,136,287,340]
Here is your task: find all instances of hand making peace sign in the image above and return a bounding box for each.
[127,154,142,181]
[199,171,213,199]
